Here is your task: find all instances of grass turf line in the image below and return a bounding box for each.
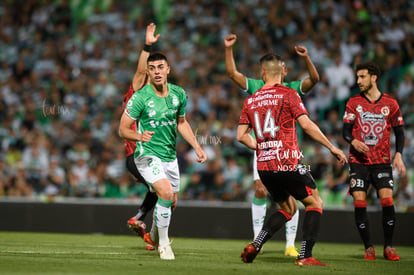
[0,232,413,274]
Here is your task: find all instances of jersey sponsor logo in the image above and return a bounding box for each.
[160,120,176,126]
[148,101,155,108]
[247,93,283,104]
[361,112,384,122]
[377,172,390,178]
[388,180,393,187]
[148,110,156,117]
[255,99,279,107]
[150,121,158,128]
[258,155,276,161]
[149,120,176,128]
[257,140,283,149]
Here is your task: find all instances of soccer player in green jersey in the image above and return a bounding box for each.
[224,33,320,257]
[124,23,160,247]
[119,53,207,260]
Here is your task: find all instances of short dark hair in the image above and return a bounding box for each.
[147,52,168,64]
[356,62,381,78]
[259,53,283,65]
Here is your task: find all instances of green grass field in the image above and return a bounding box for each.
[1,232,413,274]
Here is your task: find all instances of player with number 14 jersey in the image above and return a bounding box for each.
[239,84,308,172]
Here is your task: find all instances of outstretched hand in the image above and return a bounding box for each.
[330,146,348,166]
[294,45,308,57]
[224,34,237,48]
[146,23,160,45]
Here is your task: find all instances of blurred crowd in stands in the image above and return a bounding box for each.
[0,0,413,211]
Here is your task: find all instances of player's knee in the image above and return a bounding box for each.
[303,196,323,209]
[318,196,324,209]
[157,186,174,201]
[254,181,267,198]
[255,187,267,198]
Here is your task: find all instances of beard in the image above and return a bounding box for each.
[360,82,373,93]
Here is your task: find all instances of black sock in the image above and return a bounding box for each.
[382,205,395,249]
[298,210,321,259]
[254,211,288,250]
[253,230,272,251]
[262,211,289,235]
[355,207,372,249]
[137,191,158,220]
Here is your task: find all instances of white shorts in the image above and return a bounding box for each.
[253,153,259,181]
[134,156,180,193]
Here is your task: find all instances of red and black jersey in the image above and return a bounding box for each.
[343,92,404,165]
[239,84,308,171]
[122,84,137,157]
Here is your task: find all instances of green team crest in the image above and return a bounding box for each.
[171,94,179,107]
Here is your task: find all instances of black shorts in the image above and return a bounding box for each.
[258,164,316,202]
[348,163,394,194]
[126,154,149,189]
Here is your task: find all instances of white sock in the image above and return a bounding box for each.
[154,198,172,246]
[252,197,267,240]
[285,209,299,248]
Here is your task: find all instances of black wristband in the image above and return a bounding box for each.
[143,44,152,52]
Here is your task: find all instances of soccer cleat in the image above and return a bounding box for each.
[158,244,175,260]
[146,244,155,251]
[241,243,258,263]
[364,246,375,260]
[383,246,400,261]
[285,246,299,257]
[143,232,156,246]
[295,257,328,266]
[127,217,146,238]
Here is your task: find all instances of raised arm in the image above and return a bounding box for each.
[224,34,247,90]
[294,45,320,93]
[132,23,160,91]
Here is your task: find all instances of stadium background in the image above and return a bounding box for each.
[0,0,413,214]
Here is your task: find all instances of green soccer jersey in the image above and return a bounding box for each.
[245,78,303,96]
[125,83,187,162]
